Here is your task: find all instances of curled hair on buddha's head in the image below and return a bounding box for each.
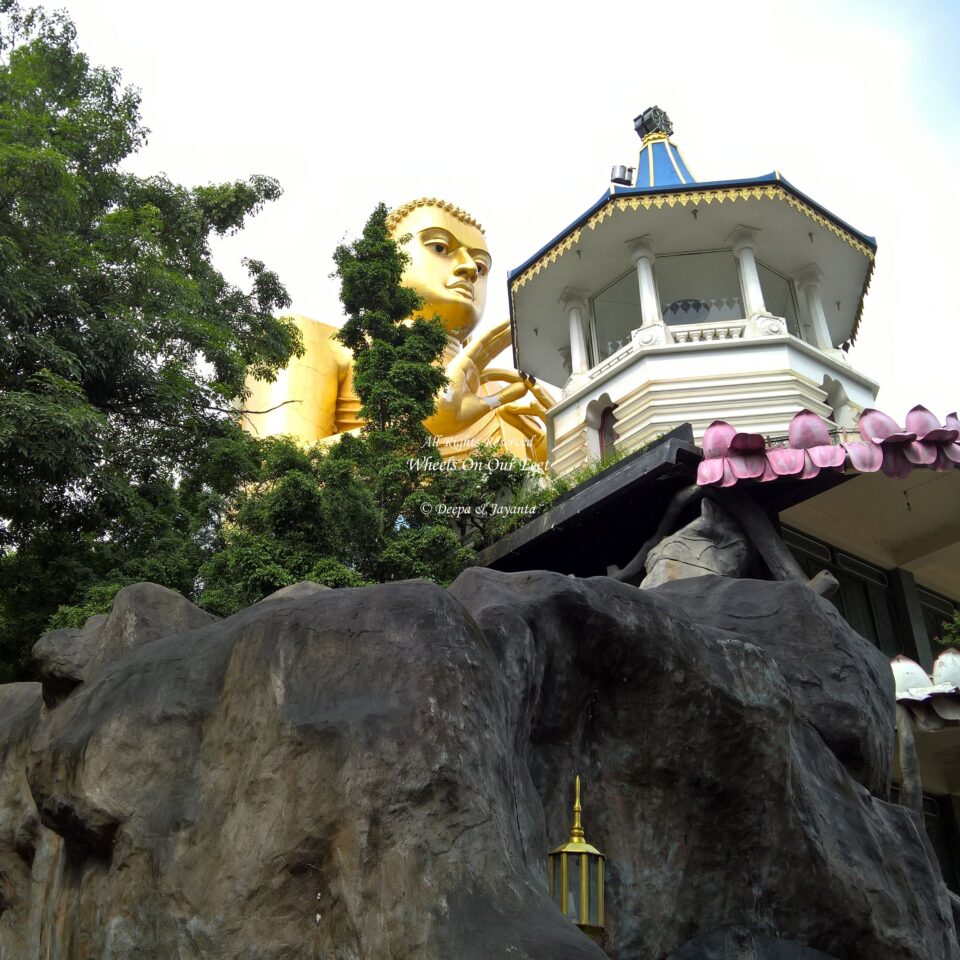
[386,197,484,236]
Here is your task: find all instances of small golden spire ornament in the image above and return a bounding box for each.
[548,775,606,936]
[570,775,585,842]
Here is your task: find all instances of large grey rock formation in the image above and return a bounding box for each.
[0,682,42,958]
[0,572,956,959]
[32,583,217,708]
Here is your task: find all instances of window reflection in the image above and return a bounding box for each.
[757,261,802,339]
[567,854,581,922]
[587,859,598,925]
[589,250,803,366]
[592,271,640,361]
[657,250,743,325]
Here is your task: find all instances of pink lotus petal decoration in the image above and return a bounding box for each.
[697,457,726,485]
[727,451,767,480]
[903,441,938,466]
[729,432,766,452]
[697,405,960,487]
[858,409,916,445]
[809,445,846,469]
[701,421,737,459]
[767,447,806,477]
[842,441,883,473]
[905,405,958,443]
[789,409,832,449]
[880,445,913,480]
[934,448,960,471]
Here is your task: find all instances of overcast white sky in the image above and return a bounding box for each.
[62,0,960,422]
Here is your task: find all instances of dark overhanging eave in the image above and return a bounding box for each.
[478,424,853,578]
[477,425,701,574]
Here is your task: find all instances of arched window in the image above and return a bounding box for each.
[599,407,618,459]
[584,394,619,462]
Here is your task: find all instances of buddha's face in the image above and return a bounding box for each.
[391,206,491,342]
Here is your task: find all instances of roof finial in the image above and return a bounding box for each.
[569,774,586,843]
[634,105,673,144]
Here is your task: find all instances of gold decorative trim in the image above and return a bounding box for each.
[851,257,874,344]
[509,185,874,294]
[641,130,671,144]
[387,197,484,234]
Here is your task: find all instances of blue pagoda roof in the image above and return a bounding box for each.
[636,136,694,188]
[507,109,879,366]
[506,171,877,287]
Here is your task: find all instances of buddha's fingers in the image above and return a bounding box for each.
[480,369,556,413]
[499,401,548,421]
[464,320,512,370]
[479,367,523,385]
[497,409,549,465]
[487,380,529,408]
[498,409,536,436]
[527,381,556,410]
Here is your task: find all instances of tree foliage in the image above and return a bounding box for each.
[0,2,299,677]
[330,204,528,578]
[198,206,531,609]
[0,3,537,672]
[195,432,532,615]
[333,204,448,433]
[939,611,960,648]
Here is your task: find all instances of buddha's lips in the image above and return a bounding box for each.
[447,280,474,299]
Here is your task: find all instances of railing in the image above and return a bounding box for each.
[670,320,746,343]
[580,314,752,392]
[588,318,747,383]
[589,340,636,380]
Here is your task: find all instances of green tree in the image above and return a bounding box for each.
[330,204,525,581]
[198,205,531,611]
[0,2,300,677]
[332,204,448,537]
[939,611,960,648]
[197,436,376,616]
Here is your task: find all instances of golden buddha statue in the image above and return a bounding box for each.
[243,198,552,461]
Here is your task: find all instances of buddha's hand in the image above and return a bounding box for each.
[424,320,538,436]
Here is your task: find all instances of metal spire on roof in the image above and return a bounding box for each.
[629,106,694,188]
[634,105,673,143]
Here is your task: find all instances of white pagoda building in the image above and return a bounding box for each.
[508,106,879,477]
[495,113,960,884]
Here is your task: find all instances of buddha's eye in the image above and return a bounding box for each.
[477,263,487,276]
[433,242,447,254]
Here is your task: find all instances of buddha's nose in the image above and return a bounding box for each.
[453,252,478,282]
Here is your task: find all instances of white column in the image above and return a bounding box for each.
[794,265,833,350]
[627,236,662,328]
[728,226,766,317]
[559,288,591,380]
